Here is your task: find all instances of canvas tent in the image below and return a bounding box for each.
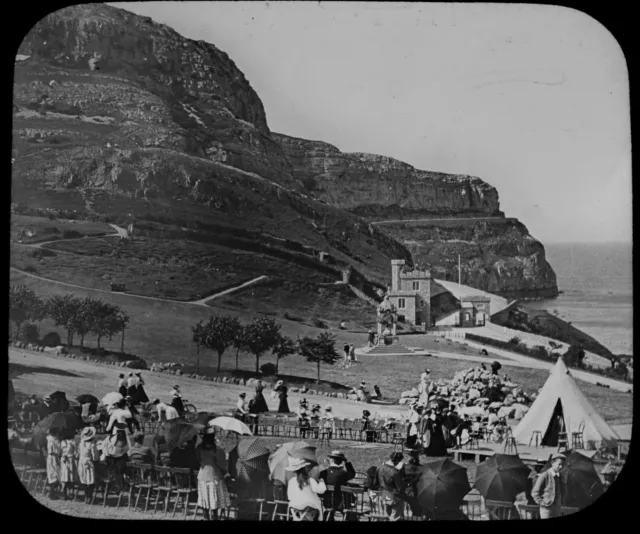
[514,357,619,450]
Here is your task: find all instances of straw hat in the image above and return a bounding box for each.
[81,427,96,441]
[327,450,348,462]
[325,405,333,412]
[285,457,310,472]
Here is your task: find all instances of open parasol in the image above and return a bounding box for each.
[542,449,604,508]
[268,441,317,485]
[415,458,470,516]
[32,412,84,448]
[164,419,205,451]
[102,392,123,406]
[236,438,271,482]
[473,454,530,502]
[208,416,252,436]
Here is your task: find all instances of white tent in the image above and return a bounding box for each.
[514,357,619,450]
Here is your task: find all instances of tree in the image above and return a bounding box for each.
[194,315,243,373]
[271,333,297,374]
[88,299,125,351]
[45,294,82,347]
[232,324,248,371]
[297,332,341,385]
[9,285,44,339]
[244,316,282,373]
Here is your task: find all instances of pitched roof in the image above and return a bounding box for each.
[432,279,510,314]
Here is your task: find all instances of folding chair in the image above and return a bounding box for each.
[366,491,390,521]
[233,498,267,521]
[26,451,48,495]
[288,505,320,521]
[571,422,586,450]
[340,486,367,521]
[126,462,156,512]
[152,465,176,515]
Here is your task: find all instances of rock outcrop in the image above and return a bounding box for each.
[12,4,557,304]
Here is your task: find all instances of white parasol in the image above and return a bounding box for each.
[102,392,124,406]
[208,416,253,436]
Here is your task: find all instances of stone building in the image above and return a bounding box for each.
[387,259,431,330]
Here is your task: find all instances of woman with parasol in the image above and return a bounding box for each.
[195,428,231,520]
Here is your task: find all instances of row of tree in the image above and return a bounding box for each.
[9,285,130,352]
[192,315,341,383]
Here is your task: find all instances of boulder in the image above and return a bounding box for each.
[468,389,481,400]
[175,369,183,376]
[503,394,515,407]
[300,387,308,394]
[330,393,337,398]
[337,393,345,399]
[497,406,516,419]
[239,379,246,386]
[347,394,358,401]
[401,388,419,399]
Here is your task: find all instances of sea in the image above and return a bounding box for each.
[525,242,633,356]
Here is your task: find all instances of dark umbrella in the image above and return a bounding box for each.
[542,450,603,508]
[164,419,205,451]
[193,412,218,427]
[416,458,471,515]
[237,438,270,482]
[49,391,67,401]
[77,394,100,405]
[32,412,83,448]
[474,454,530,502]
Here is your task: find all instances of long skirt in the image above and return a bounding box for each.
[197,480,231,511]
[77,459,96,485]
[127,385,138,402]
[137,385,149,404]
[60,457,77,483]
[251,393,269,414]
[278,397,290,414]
[118,385,128,398]
[47,455,60,484]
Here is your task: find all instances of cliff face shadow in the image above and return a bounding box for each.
[9,363,80,379]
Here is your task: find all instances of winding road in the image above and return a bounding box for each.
[371,216,511,225]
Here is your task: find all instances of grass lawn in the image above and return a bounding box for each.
[10,214,113,243]
[10,271,633,423]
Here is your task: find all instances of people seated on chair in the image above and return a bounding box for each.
[286,458,327,521]
[376,452,410,521]
[153,399,179,421]
[235,393,248,421]
[128,431,156,464]
[319,450,356,515]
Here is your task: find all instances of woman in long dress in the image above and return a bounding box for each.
[424,411,448,457]
[59,429,78,500]
[136,373,149,404]
[46,429,62,499]
[77,426,99,503]
[251,381,269,414]
[196,431,231,520]
[278,385,290,413]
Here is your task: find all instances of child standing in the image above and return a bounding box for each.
[60,429,78,500]
[195,429,231,520]
[78,426,99,503]
[46,429,62,499]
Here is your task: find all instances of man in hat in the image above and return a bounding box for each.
[343,343,350,363]
[418,369,431,405]
[42,395,57,416]
[320,450,356,517]
[532,453,566,518]
[298,398,311,439]
[376,452,409,521]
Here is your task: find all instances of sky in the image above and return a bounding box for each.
[112,2,631,244]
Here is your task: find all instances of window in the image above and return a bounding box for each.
[476,304,485,310]
[412,281,420,291]
[398,298,406,309]
[464,313,470,321]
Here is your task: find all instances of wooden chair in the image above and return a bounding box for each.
[461,498,484,520]
[26,451,47,494]
[366,490,390,521]
[485,499,518,520]
[571,422,586,450]
[92,461,125,507]
[271,500,290,521]
[288,505,320,521]
[10,447,31,488]
[333,418,348,440]
[152,465,176,515]
[340,486,367,520]
[274,415,287,437]
[232,498,267,521]
[528,430,543,447]
[171,467,198,519]
[126,462,154,512]
[317,428,331,448]
[353,472,368,487]
[503,427,518,455]
[517,503,541,520]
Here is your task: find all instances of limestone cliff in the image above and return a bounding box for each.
[13,4,557,302]
[273,133,501,218]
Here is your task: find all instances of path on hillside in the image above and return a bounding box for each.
[371,216,508,225]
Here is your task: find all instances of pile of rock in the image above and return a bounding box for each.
[399,365,535,420]
[150,362,184,373]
